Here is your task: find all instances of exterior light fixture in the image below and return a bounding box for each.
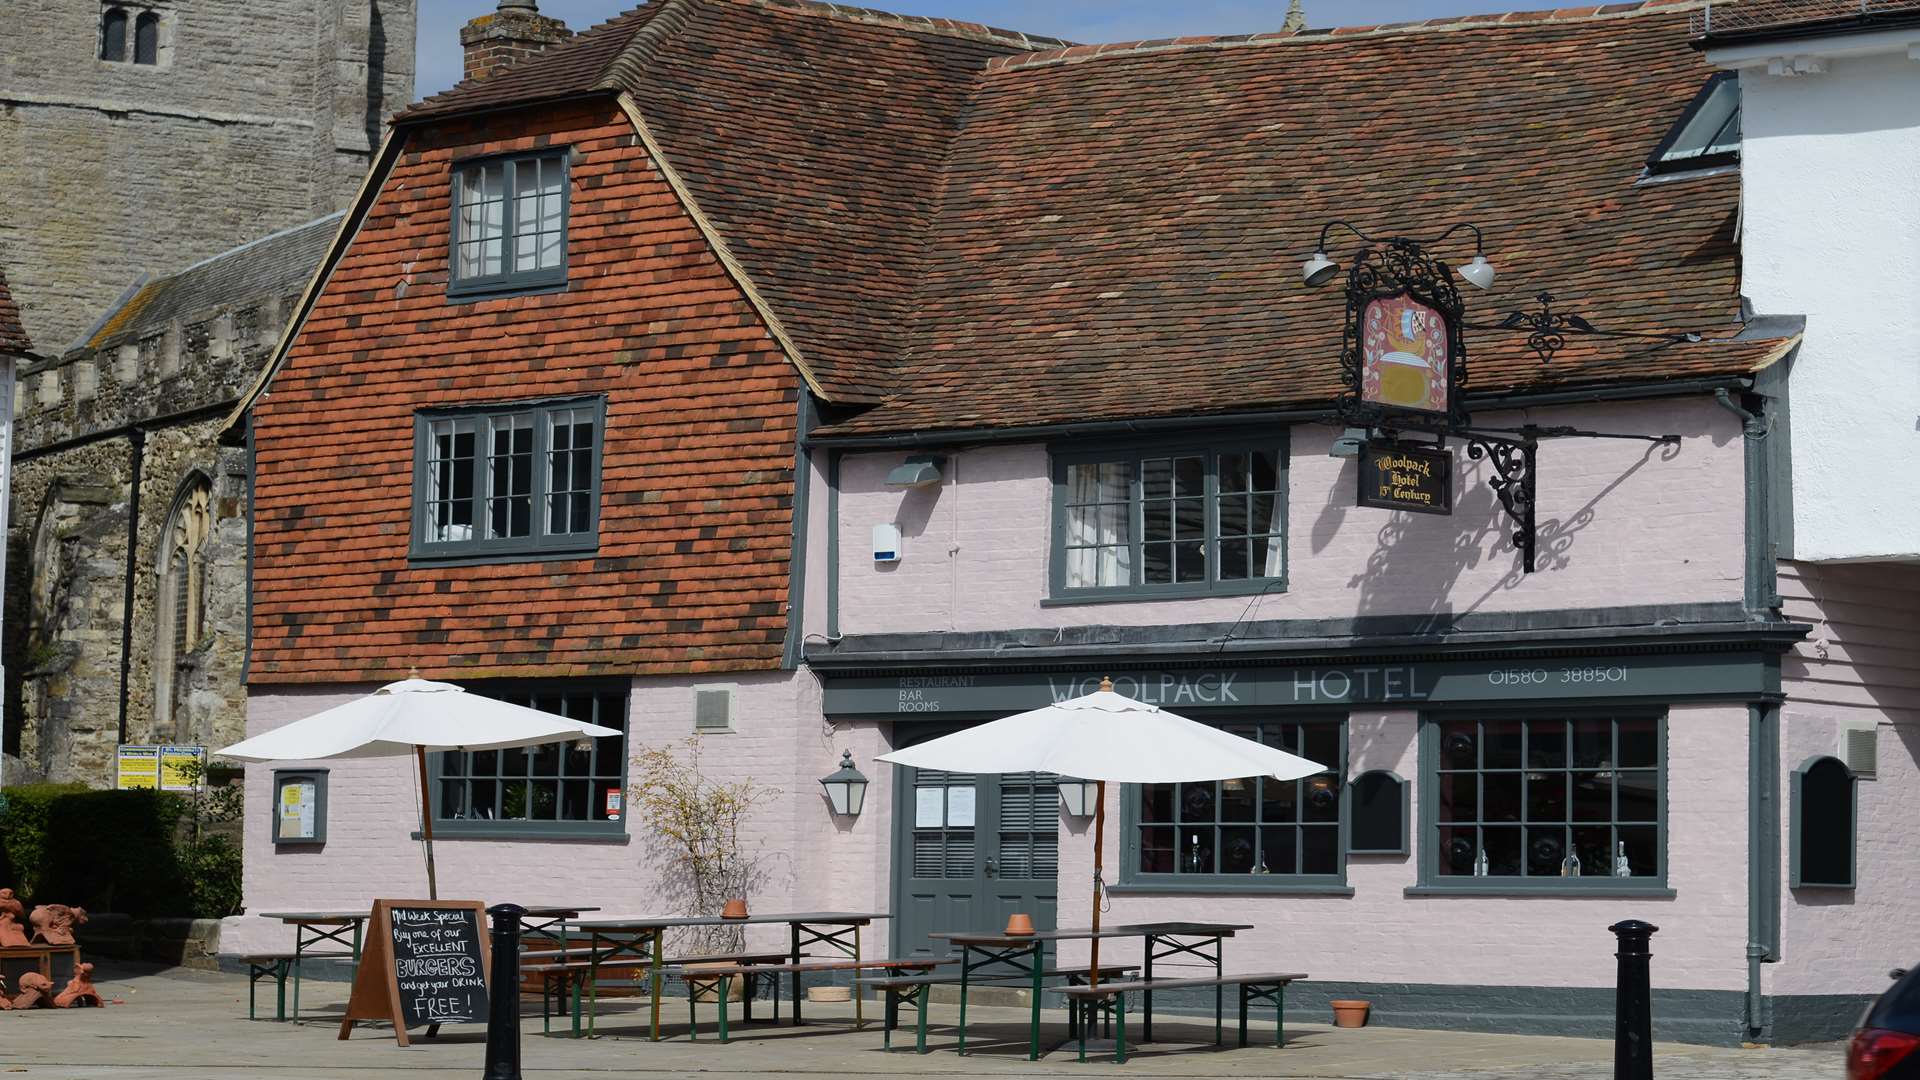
[1458,253,1497,290]
[1057,778,1101,817]
[819,750,869,817]
[1328,427,1368,458]
[1301,250,1340,287]
[885,455,945,489]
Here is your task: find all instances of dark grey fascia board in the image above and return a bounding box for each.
[802,377,1752,450]
[804,604,1810,672]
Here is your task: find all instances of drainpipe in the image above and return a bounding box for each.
[116,428,147,748]
[1718,386,1781,1040]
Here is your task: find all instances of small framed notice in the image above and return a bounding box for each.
[273,769,328,846]
[1357,441,1453,515]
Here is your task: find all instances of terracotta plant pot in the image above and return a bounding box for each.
[1004,912,1035,937]
[1331,999,1371,1028]
[720,898,749,920]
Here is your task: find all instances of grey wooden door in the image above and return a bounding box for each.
[892,766,1060,961]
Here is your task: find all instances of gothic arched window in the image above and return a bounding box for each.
[100,7,128,62]
[155,476,212,730]
[133,11,160,65]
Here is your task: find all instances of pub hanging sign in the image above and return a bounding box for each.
[1358,441,1452,515]
[1337,238,1471,430]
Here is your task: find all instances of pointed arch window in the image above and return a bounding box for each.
[155,477,212,729]
[133,11,159,65]
[101,7,128,61]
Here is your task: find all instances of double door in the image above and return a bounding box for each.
[892,766,1060,961]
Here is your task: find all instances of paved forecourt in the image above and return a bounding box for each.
[0,963,1842,1079]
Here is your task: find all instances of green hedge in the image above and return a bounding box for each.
[0,784,198,917]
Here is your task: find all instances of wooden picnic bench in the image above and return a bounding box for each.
[1057,972,1308,1063]
[858,964,1139,1054]
[670,958,952,1042]
[241,951,355,1022]
[523,950,794,1037]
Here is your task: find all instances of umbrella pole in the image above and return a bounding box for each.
[416,745,438,900]
[1090,779,1105,990]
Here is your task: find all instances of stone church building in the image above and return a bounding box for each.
[1,0,417,784]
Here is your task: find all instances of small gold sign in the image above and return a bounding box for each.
[1358,442,1453,515]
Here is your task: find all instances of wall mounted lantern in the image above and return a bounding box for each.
[1057,778,1101,818]
[819,750,870,817]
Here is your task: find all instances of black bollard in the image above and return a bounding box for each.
[483,904,528,1080]
[1610,919,1658,1080]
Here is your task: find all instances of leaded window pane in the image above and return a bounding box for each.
[454,152,566,288]
[1136,720,1342,879]
[487,415,534,539]
[101,8,127,61]
[416,400,600,555]
[1060,444,1285,592]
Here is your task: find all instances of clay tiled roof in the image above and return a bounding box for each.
[388,0,1777,435]
[0,267,29,355]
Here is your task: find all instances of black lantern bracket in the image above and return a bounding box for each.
[1467,292,1704,365]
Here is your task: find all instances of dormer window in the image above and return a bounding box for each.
[449,151,569,297]
[1648,72,1740,174]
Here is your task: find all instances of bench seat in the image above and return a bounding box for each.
[1056,972,1308,1063]
[856,963,1141,1053]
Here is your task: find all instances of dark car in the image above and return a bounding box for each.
[1851,968,1920,1080]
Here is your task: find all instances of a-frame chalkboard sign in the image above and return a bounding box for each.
[339,899,491,1046]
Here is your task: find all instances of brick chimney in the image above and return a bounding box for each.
[460,0,572,82]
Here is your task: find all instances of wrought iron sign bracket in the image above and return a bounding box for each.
[1463,431,1538,573]
[1466,292,1704,365]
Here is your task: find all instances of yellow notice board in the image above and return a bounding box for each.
[159,745,206,791]
[116,745,160,789]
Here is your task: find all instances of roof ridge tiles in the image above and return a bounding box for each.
[983,0,1707,72]
[721,0,1074,50]
[596,0,701,92]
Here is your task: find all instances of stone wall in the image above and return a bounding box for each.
[0,0,415,349]
[4,291,280,784]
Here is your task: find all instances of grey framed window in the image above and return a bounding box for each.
[432,681,628,838]
[1125,719,1344,887]
[1050,434,1288,601]
[1648,73,1740,174]
[1790,755,1857,889]
[449,151,569,297]
[411,396,603,561]
[1419,713,1665,892]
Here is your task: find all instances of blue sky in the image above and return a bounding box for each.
[416,0,1535,96]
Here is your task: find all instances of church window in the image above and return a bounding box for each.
[134,11,160,65]
[100,7,128,62]
[155,477,212,730]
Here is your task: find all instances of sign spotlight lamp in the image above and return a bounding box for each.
[820,750,870,817]
[1301,249,1340,288]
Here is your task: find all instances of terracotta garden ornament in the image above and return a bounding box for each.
[11,972,54,1009]
[54,963,102,1008]
[0,888,26,946]
[28,904,87,945]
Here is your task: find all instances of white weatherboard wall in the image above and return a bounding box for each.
[1712,39,1920,561]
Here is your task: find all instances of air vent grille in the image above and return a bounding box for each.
[693,687,733,732]
[1840,721,1878,779]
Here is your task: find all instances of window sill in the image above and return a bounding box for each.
[1043,579,1289,607]
[1404,884,1675,899]
[407,545,599,568]
[1110,881,1352,897]
[444,278,569,303]
[412,828,629,844]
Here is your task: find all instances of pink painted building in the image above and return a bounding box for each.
[223,0,1919,1046]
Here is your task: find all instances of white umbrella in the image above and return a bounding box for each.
[217,677,621,898]
[877,677,1324,987]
